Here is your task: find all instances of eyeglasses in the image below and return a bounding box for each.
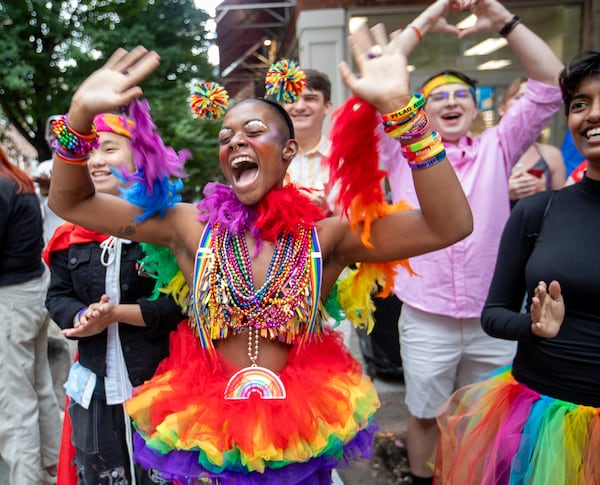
[427,89,473,103]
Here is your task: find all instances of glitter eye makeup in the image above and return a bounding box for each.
[245,120,268,130]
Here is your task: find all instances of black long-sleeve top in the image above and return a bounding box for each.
[482,176,600,407]
[46,239,185,385]
[0,176,45,286]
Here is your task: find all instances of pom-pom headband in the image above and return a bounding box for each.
[189,59,306,121]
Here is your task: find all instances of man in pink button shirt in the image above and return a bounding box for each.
[378,0,564,483]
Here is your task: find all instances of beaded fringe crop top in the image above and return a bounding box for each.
[190,223,324,349]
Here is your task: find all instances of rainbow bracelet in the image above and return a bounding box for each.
[385,111,429,139]
[408,150,446,170]
[408,141,446,163]
[401,131,441,154]
[52,115,99,157]
[382,93,425,123]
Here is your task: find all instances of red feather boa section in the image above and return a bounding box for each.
[256,184,326,242]
[326,96,413,297]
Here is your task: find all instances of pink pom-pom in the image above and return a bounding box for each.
[265,59,307,104]
[190,81,229,120]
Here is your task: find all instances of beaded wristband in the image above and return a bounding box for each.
[402,131,441,153]
[52,115,99,156]
[408,150,446,170]
[382,93,426,123]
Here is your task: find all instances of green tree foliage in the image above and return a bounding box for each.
[0,0,222,195]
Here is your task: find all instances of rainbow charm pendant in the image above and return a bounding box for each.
[224,365,287,400]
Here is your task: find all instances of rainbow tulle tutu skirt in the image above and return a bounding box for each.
[435,367,600,485]
[126,323,379,484]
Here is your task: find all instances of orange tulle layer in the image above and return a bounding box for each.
[126,323,379,475]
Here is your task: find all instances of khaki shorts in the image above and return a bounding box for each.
[400,304,516,418]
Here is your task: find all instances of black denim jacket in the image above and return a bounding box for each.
[46,240,185,385]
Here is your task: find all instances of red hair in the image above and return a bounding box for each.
[0,145,35,194]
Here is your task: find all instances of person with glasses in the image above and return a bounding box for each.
[378,0,564,483]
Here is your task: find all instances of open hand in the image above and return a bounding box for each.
[69,46,160,126]
[530,280,564,338]
[339,23,412,114]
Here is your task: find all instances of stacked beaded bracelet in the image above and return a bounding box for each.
[52,115,99,166]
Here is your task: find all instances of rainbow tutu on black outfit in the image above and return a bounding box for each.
[435,367,600,485]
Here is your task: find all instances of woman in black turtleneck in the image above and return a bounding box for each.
[436,50,600,485]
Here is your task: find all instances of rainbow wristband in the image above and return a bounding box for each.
[383,108,419,128]
[398,117,430,141]
[55,151,89,166]
[409,141,446,163]
[385,111,429,138]
[382,93,425,123]
[402,131,441,153]
[408,150,446,170]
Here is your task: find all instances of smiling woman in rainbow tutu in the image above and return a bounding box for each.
[48,20,473,485]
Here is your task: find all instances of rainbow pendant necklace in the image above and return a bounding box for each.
[224,326,287,400]
[219,228,312,400]
[217,225,311,400]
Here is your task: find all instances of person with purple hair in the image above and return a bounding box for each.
[47,23,473,484]
[44,109,186,485]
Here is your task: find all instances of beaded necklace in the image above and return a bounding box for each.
[211,223,312,333]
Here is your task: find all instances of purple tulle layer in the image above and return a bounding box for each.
[133,422,377,484]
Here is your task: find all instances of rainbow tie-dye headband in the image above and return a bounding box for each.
[93,112,135,138]
[420,74,473,99]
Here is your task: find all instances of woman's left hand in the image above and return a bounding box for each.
[530,280,564,338]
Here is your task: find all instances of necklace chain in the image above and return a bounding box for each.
[247,326,260,365]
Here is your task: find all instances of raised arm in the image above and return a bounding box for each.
[331,22,472,265]
[47,47,174,247]
[392,0,461,57]
[456,0,563,85]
